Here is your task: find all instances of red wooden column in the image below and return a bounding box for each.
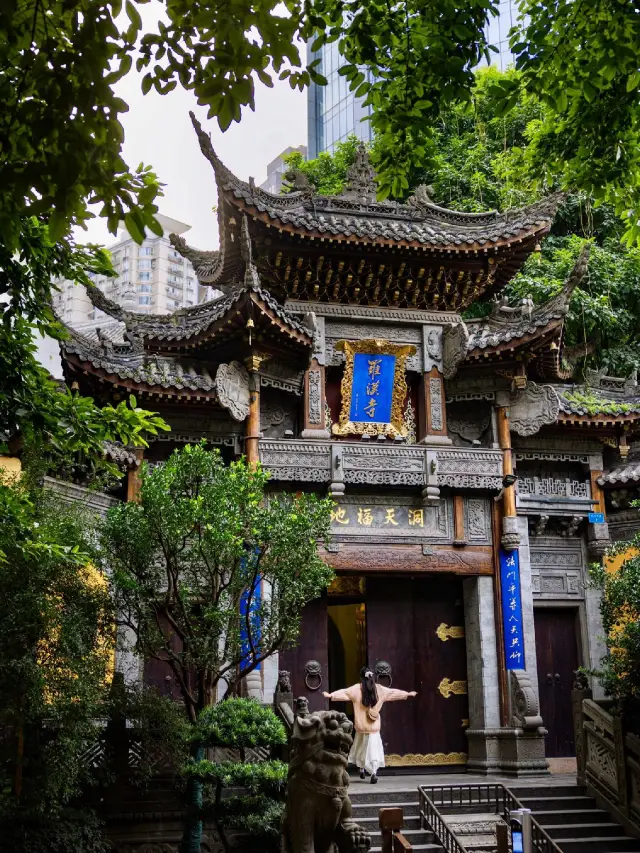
[126,448,145,503]
[244,355,263,467]
[496,405,519,550]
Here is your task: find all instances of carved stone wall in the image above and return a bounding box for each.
[529,535,585,600]
[324,320,424,371]
[259,440,332,482]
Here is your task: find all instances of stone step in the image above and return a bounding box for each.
[517,795,597,811]
[548,824,626,840]
[355,814,423,831]
[511,784,586,799]
[370,845,442,853]
[352,800,420,819]
[350,788,419,805]
[555,838,640,853]
[534,809,613,826]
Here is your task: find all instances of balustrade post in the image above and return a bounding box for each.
[614,715,630,816]
[571,676,592,787]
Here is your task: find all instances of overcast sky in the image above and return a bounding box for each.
[76,7,307,251]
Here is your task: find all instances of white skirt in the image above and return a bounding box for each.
[349,731,385,775]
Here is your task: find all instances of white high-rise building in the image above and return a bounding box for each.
[53,214,211,330]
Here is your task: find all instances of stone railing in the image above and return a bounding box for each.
[259,440,503,492]
[573,684,640,833]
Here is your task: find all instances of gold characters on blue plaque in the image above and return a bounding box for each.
[332,339,417,437]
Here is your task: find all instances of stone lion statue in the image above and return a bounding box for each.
[281,707,371,853]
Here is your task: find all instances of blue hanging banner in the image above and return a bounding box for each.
[349,353,396,424]
[499,548,526,671]
[239,551,262,671]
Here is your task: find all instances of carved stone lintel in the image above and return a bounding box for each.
[501,515,520,551]
[216,361,250,421]
[510,670,543,729]
[308,369,322,425]
[430,376,444,431]
[507,383,560,437]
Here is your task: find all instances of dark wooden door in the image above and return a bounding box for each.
[366,576,468,763]
[279,595,328,712]
[534,607,579,757]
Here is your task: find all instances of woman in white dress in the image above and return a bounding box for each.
[323,666,417,783]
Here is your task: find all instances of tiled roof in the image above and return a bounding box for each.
[188,112,562,251]
[81,280,311,346]
[598,463,640,486]
[558,391,640,417]
[467,245,589,355]
[61,325,217,394]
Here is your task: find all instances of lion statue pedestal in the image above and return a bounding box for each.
[281,703,371,853]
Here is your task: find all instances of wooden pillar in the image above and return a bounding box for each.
[244,358,262,467]
[453,495,466,545]
[301,358,330,439]
[590,470,606,517]
[126,448,144,503]
[496,405,519,551]
[418,367,449,444]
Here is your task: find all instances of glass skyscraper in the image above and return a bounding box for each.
[307,1,517,157]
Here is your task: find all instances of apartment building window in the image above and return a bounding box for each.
[168,274,183,284]
[169,262,183,272]
[139,246,154,256]
[167,299,179,309]
[138,259,152,270]
[138,284,152,293]
[139,272,151,281]
[169,249,183,260]
[138,296,151,305]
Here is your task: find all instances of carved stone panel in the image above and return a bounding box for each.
[529,536,585,600]
[423,325,443,373]
[260,441,331,482]
[508,383,560,437]
[341,444,425,487]
[442,322,470,380]
[260,390,297,439]
[329,494,451,544]
[465,499,491,543]
[324,321,423,371]
[308,369,322,425]
[216,361,250,421]
[430,377,444,431]
[436,449,503,491]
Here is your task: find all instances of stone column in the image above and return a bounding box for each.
[517,517,541,694]
[244,356,262,466]
[496,406,519,549]
[464,576,502,773]
[301,359,330,439]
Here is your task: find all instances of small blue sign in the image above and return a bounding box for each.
[349,353,396,423]
[588,512,605,524]
[499,548,525,671]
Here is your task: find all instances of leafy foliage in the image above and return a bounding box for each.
[185,758,288,796]
[0,474,112,847]
[590,539,640,703]
[102,444,334,722]
[196,699,287,750]
[0,808,110,853]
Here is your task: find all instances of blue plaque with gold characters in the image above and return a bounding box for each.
[333,339,417,437]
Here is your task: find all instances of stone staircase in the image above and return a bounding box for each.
[515,782,640,853]
[350,786,443,852]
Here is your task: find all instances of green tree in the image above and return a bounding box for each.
[590,538,640,707]
[0,471,113,852]
[101,444,334,853]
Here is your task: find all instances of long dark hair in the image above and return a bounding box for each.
[360,666,378,708]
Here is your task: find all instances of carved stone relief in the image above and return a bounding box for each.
[510,670,543,729]
[529,536,585,600]
[423,325,443,373]
[215,361,250,421]
[324,321,423,371]
[260,440,332,482]
[466,499,490,542]
[430,377,444,431]
[308,369,322,425]
[447,400,492,447]
[260,390,297,439]
[442,322,470,380]
[508,383,560,437]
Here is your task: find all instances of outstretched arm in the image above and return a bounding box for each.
[323,688,352,702]
[381,687,418,702]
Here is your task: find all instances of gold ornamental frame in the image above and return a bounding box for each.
[332,339,417,438]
